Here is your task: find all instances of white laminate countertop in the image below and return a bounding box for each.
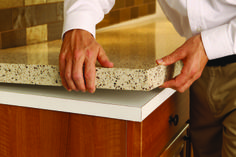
[0,83,175,122]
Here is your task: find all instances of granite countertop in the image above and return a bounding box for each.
[0,17,185,91]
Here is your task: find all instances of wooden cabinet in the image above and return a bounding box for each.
[0,91,189,157]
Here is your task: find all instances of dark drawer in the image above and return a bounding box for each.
[160,124,189,157]
[141,90,189,157]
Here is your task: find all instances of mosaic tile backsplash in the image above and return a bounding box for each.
[0,0,156,49]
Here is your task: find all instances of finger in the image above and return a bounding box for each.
[178,79,194,93]
[160,65,190,90]
[59,43,71,90]
[97,47,114,68]
[156,48,185,66]
[65,54,77,91]
[160,64,199,92]
[59,53,69,90]
[160,75,185,91]
[72,50,86,92]
[84,61,96,93]
[161,77,192,93]
[84,50,97,93]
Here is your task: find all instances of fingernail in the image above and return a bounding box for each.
[107,62,114,68]
[156,59,165,65]
[89,89,95,93]
[110,62,114,67]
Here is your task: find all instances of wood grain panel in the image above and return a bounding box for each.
[127,121,141,157]
[39,110,69,157]
[142,91,189,157]
[127,91,189,157]
[66,114,127,157]
[0,104,69,157]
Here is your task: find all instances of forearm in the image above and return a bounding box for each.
[63,0,115,38]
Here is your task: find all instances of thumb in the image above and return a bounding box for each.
[156,50,184,66]
[97,47,114,68]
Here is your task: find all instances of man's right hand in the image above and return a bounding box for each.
[59,29,114,93]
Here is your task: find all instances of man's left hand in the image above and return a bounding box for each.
[156,34,208,93]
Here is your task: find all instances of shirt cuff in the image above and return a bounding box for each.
[62,11,98,39]
[201,24,234,60]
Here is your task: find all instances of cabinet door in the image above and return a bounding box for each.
[65,113,127,157]
[0,104,69,157]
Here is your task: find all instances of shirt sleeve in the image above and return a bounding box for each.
[62,0,115,38]
[201,18,236,60]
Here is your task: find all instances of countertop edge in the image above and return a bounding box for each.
[0,89,142,121]
[0,84,175,122]
[141,88,176,120]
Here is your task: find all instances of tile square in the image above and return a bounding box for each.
[131,6,139,19]
[138,4,149,17]
[47,22,63,41]
[113,0,125,10]
[0,0,23,9]
[25,0,46,6]
[26,24,48,45]
[35,4,58,25]
[47,0,63,3]
[0,9,13,32]
[109,10,120,25]
[135,0,144,6]
[120,8,131,22]
[144,0,155,3]
[148,3,156,14]
[12,7,32,29]
[125,0,134,7]
[56,2,63,21]
[0,29,26,49]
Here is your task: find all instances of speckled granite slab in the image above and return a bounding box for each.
[0,17,185,91]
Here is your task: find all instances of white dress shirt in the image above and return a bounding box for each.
[63,0,236,60]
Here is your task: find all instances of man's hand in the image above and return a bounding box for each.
[59,29,114,93]
[156,34,208,93]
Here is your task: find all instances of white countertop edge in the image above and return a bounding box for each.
[0,90,143,122]
[0,84,175,122]
[141,88,176,120]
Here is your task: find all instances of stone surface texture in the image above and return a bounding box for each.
[0,17,185,91]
